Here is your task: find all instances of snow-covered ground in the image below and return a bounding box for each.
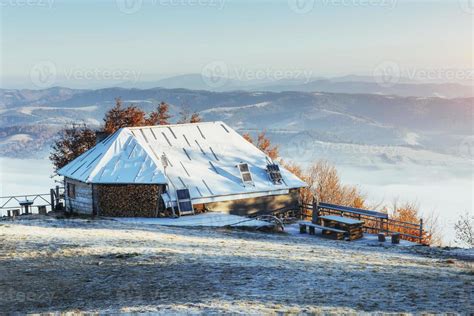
[113,212,272,228]
[0,156,472,245]
[0,217,472,314]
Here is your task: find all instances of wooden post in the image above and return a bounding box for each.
[38,206,47,215]
[299,224,307,234]
[378,233,386,242]
[311,198,319,224]
[391,233,400,244]
[55,186,60,208]
[50,188,55,211]
[419,219,423,241]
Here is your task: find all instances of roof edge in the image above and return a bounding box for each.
[125,121,225,130]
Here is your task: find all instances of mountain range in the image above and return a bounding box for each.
[1,87,472,168]
[132,74,474,98]
[4,73,473,98]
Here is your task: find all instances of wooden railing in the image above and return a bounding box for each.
[0,186,64,217]
[300,202,424,242]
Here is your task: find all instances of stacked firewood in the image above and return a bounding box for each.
[347,226,363,240]
[96,184,164,217]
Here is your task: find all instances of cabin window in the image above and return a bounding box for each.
[267,163,283,184]
[238,163,253,185]
[67,183,76,199]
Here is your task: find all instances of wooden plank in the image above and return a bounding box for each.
[319,202,388,219]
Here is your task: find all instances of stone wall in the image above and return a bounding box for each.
[65,178,94,215]
[95,184,165,217]
[205,189,300,216]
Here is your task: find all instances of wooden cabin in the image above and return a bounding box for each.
[58,121,306,217]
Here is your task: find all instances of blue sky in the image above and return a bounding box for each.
[1,0,472,87]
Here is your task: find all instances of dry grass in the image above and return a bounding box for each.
[0,218,473,314]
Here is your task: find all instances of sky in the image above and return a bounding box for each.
[0,0,472,88]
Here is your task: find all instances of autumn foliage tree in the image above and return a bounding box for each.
[281,160,365,208]
[388,200,441,245]
[177,108,202,124]
[103,98,172,134]
[147,101,172,126]
[242,131,279,160]
[50,123,96,172]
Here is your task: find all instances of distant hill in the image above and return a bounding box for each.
[105,74,473,98]
[256,80,474,98]
[0,87,472,166]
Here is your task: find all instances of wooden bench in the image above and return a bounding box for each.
[299,221,348,240]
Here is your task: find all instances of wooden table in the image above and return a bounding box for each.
[318,215,364,240]
[19,200,34,215]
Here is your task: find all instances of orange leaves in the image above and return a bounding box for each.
[103,98,173,134]
[242,131,279,160]
[147,102,172,126]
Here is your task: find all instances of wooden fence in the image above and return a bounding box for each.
[301,202,424,242]
[0,186,64,217]
[252,201,424,243]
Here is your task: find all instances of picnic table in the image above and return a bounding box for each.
[19,200,34,215]
[318,215,364,240]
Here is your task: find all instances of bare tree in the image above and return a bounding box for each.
[454,211,474,247]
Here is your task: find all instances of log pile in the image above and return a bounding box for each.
[347,226,363,241]
[96,184,165,217]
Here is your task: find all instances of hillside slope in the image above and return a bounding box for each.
[0,218,472,314]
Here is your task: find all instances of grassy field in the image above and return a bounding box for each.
[0,217,473,314]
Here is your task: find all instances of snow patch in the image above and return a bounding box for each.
[201,102,270,114]
[404,132,420,145]
[112,212,272,228]
[0,134,33,145]
[18,105,98,115]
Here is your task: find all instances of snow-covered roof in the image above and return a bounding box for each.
[58,121,306,205]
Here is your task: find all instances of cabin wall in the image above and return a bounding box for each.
[205,189,300,216]
[94,184,165,217]
[64,177,93,215]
